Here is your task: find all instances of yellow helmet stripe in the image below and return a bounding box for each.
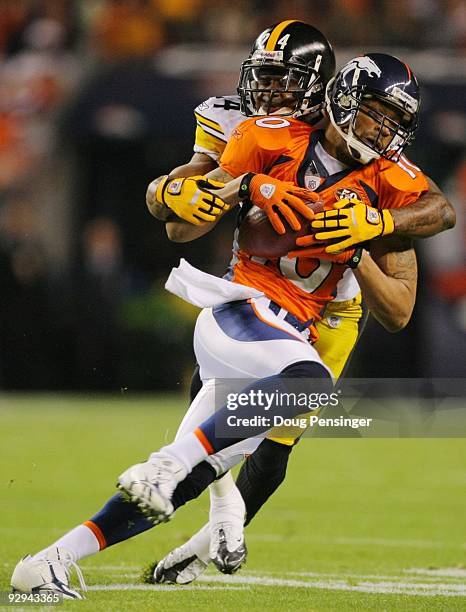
[265,20,298,51]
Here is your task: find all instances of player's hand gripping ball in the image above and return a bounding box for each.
[311,197,395,253]
[241,173,318,233]
[238,199,324,258]
[237,172,322,258]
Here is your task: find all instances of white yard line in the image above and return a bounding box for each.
[198,574,466,597]
[79,562,466,597]
[88,584,247,592]
[405,568,466,578]
[261,570,466,583]
[86,574,466,597]
[84,565,141,571]
[84,565,466,583]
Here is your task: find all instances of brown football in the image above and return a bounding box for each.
[237,199,324,258]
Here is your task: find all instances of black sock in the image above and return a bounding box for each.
[236,438,293,526]
[172,461,216,510]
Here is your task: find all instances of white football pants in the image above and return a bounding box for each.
[175,297,329,474]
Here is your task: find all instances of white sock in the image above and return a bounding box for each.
[185,523,211,564]
[209,480,245,522]
[160,431,209,472]
[33,524,100,562]
[210,471,235,497]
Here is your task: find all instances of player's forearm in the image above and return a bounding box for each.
[146,176,172,220]
[390,177,456,238]
[144,158,229,241]
[166,220,219,242]
[146,155,218,220]
[210,174,244,207]
[168,156,218,180]
[354,248,417,333]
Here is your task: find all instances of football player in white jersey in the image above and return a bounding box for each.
[10,22,455,598]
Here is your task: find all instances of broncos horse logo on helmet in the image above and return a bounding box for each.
[326,53,420,164]
[339,56,382,83]
[237,20,335,120]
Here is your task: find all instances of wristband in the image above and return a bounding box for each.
[347,247,364,269]
[238,173,256,200]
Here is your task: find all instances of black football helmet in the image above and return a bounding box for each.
[238,20,335,118]
[326,53,420,163]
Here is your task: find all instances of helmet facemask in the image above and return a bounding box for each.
[326,79,418,164]
[238,56,324,118]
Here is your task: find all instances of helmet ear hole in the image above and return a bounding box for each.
[338,94,353,109]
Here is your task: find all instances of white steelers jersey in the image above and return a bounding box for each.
[192,95,359,303]
[193,96,243,161]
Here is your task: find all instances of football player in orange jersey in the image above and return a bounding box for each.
[144,28,454,588]
[117,50,456,578]
[10,24,455,597]
[10,21,339,599]
[148,37,453,589]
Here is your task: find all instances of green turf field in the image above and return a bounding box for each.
[2,394,466,611]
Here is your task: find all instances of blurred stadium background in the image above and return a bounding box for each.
[0,0,465,393]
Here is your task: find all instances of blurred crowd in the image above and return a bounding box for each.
[2,0,466,60]
[0,0,465,389]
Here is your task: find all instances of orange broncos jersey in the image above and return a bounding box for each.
[220,116,428,333]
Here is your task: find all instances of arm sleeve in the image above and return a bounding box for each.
[193,100,228,161]
[193,124,226,161]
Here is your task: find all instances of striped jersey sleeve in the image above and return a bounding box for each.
[193,96,243,161]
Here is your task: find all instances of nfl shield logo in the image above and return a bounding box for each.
[167,179,183,195]
[366,207,380,225]
[259,183,276,199]
[305,176,322,191]
[328,316,341,329]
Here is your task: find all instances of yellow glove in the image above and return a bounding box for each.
[311,197,394,254]
[156,175,229,225]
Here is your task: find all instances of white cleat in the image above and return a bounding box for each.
[210,524,247,574]
[141,523,211,585]
[209,489,247,574]
[10,548,86,600]
[117,454,187,523]
[152,543,209,585]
